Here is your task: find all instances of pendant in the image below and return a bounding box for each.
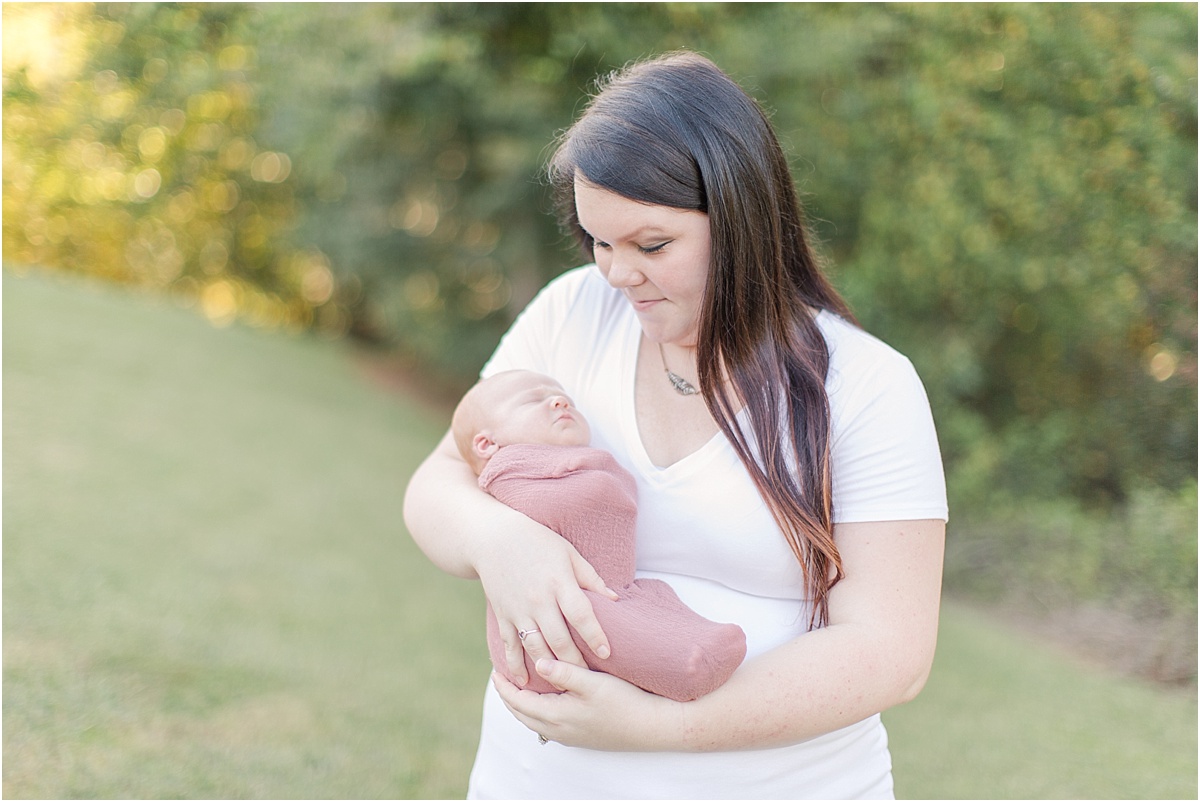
[666,370,700,396]
[657,342,700,396]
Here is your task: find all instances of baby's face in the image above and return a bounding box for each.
[479,372,591,449]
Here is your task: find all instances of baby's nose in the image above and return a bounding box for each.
[549,395,569,408]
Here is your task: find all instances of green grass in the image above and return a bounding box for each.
[4,268,1196,799]
[886,604,1196,799]
[4,269,484,798]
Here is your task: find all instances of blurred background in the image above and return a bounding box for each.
[4,3,1196,798]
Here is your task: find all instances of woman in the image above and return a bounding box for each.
[403,51,947,799]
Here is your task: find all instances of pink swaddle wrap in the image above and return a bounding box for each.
[479,443,746,702]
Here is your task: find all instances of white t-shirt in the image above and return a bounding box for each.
[468,265,948,800]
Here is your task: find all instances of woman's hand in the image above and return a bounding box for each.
[493,659,683,751]
[404,430,617,686]
[493,518,946,755]
[472,517,618,686]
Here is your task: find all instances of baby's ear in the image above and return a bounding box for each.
[471,432,499,462]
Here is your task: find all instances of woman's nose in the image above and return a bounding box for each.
[603,253,643,289]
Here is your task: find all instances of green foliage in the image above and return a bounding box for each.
[802,4,1198,505]
[3,3,333,331]
[4,3,1196,509]
[943,481,1198,682]
[245,2,779,373]
[947,482,1198,608]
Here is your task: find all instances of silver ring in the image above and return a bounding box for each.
[538,734,549,745]
[518,628,540,641]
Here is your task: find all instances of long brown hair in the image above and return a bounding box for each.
[549,52,856,627]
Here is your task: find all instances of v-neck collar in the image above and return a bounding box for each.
[617,319,734,484]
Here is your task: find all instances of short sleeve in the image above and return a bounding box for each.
[825,321,949,524]
[480,267,592,380]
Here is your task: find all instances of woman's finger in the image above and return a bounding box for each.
[570,549,619,600]
[535,606,587,667]
[491,672,547,732]
[534,657,597,694]
[559,587,611,660]
[513,623,553,669]
[476,533,610,674]
[561,547,613,659]
[501,623,530,686]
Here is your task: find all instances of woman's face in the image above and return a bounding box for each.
[574,175,711,348]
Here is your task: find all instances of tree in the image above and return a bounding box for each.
[5,2,1195,505]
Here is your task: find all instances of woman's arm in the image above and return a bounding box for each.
[402,430,616,683]
[493,517,945,750]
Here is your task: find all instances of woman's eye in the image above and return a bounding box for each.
[591,239,668,253]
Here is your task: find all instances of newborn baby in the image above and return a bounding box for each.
[451,369,746,702]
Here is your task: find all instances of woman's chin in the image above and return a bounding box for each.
[641,328,698,349]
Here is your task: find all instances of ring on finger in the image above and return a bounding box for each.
[517,628,541,641]
[538,734,549,745]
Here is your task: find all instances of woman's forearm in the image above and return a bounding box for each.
[402,431,618,674]
[402,430,513,579]
[496,519,945,753]
[674,518,945,751]
[674,620,928,751]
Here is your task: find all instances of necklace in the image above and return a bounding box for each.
[658,343,700,396]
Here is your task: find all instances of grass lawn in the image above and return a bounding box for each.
[886,603,1196,799]
[4,268,1196,799]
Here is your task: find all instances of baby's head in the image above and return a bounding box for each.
[451,370,591,474]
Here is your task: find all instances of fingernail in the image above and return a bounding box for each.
[535,658,553,675]
[597,644,610,659]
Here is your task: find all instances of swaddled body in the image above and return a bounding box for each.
[479,442,746,702]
